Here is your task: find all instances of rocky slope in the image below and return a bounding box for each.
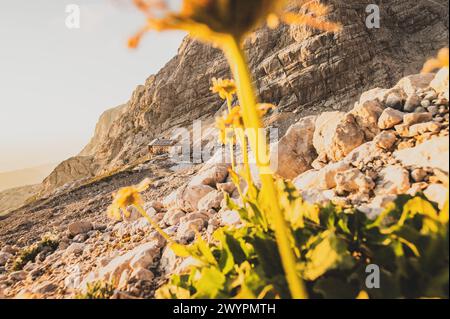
[38,0,449,195]
[0,0,449,299]
[0,69,448,299]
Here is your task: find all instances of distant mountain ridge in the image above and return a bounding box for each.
[0,163,57,192]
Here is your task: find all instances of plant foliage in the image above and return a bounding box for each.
[157,180,449,299]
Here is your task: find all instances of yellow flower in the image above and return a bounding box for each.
[215,104,274,144]
[210,77,236,100]
[422,48,449,73]
[107,179,151,221]
[129,0,341,47]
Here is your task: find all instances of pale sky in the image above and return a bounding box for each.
[0,0,184,172]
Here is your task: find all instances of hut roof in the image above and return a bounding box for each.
[148,138,175,147]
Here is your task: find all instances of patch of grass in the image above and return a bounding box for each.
[75,281,115,299]
[11,234,59,271]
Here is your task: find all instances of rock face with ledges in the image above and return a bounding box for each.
[85,0,449,176]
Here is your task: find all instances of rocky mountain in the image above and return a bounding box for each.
[79,104,127,157]
[0,185,41,217]
[0,69,448,298]
[39,0,449,195]
[0,0,448,299]
[0,163,57,192]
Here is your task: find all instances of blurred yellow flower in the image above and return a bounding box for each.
[210,77,236,100]
[422,48,449,73]
[107,179,151,220]
[129,0,341,47]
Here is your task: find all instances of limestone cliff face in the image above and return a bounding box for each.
[91,0,448,173]
[43,0,449,192]
[79,104,127,157]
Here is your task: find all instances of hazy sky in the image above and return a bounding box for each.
[0,0,184,172]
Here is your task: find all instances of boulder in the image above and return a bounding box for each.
[375,166,411,195]
[130,268,154,282]
[394,73,435,96]
[176,184,216,212]
[188,164,229,187]
[358,195,398,219]
[68,221,93,237]
[404,93,422,112]
[81,239,162,287]
[64,243,86,256]
[424,184,448,210]
[197,190,224,211]
[218,210,241,227]
[216,182,237,194]
[430,68,449,100]
[271,116,317,179]
[335,169,375,194]
[177,219,206,243]
[403,112,433,126]
[394,136,449,173]
[350,100,384,140]
[293,160,350,191]
[378,108,404,129]
[163,209,186,226]
[313,112,365,162]
[0,252,12,266]
[373,131,397,150]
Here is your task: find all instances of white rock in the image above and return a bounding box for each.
[64,265,82,290]
[81,239,162,287]
[271,115,317,179]
[358,195,397,219]
[32,281,58,294]
[175,257,203,274]
[197,190,224,211]
[378,108,404,129]
[375,166,410,195]
[158,246,179,275]
[163,209,186,226]
[219,210,241,226]
[68,221,93,236]
[176,185,216,212]
[408,121,442,137]
[403,112,433,126]
[350,100,384,139]
[294,160,351,191]
[394,73,435,96]
[162,190,178,208]
[130,268,154,282]
[300,189,334,205]
[424,184,448,210]
[177,219,206,242]
[188,164,229,187]
[216,182,237,194]
[373,131,397,150]
[335,169,375,194]
[9,270,27,282]
[0,252,12,266]
[394,136,449,173]
[430,68,449,100]
[313,112,365,161]
[358,88,388,106]
[64,243,86,256]
[122,206,142,223]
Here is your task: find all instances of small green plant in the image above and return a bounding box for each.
[156,186,449,299]
[11,234,59,271]
[75,281,115,299]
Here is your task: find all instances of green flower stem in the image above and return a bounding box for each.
[135,204,173,243]
[222,35,308,299]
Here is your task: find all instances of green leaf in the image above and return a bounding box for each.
[193,267,226,298]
